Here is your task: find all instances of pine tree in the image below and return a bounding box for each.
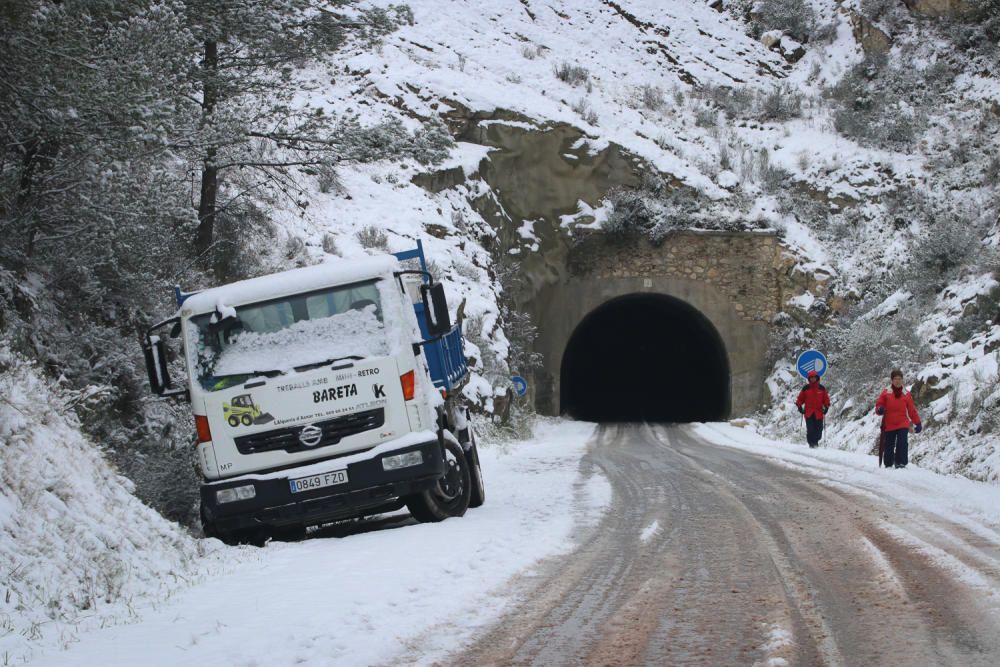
[180,0,414,257]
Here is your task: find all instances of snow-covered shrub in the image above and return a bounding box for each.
[759,85,804,122]
[553,62,590,87]
[734,0,818,43]
[859,0,910,34]
[695,107,719,128]
[641,84,665,111]
[602,184,655,239]
[214,201,279,281]
[335,116,453,165]
[316,162,344,194]
[941,0,1000,55]
[322,233,341,255]
[603,171,760,240]
[572,98,599,125]
[908,215,982,294]
[356,225,389,250]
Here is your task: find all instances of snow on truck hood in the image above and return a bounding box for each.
[181,255,401,314]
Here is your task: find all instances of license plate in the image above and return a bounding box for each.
[289,469,348,494]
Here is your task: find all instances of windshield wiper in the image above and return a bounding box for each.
[213,368,286,381]
[293,355,365,373]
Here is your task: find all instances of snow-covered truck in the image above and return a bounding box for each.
[142,242,484,544]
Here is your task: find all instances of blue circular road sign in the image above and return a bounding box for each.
[796,349,828,379]
[511,375,528,397]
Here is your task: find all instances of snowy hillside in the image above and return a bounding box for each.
[286,0,999,479]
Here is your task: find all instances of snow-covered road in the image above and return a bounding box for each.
[32,420,609,667]
[27,420,1000,666]
[453,423,1000,666]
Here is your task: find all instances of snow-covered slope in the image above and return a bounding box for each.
[0,346,246,664]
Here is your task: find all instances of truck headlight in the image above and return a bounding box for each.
[216,484,256,504]
[381,450,423,471]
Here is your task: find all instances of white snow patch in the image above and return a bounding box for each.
[640,520,660,542]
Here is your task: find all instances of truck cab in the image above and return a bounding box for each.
[143,246,484,544]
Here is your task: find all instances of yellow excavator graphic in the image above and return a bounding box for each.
[223,394,274,427]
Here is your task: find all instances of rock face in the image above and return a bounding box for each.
[903,0,977,17]
[447,107,642,237]
[849,10,893,55]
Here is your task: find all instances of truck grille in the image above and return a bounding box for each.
[234,408,385,455]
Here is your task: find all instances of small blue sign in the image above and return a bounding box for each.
[511,375,528,397]
[797,349,828,379]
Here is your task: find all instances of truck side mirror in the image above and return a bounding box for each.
[144,335,171,395]
[143,318,189,401]
[421,282,452,336]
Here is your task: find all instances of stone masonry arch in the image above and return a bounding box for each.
[525,231,800,418]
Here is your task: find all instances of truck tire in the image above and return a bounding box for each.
[406,438,471,522]
[465,429,486,509]
[201,502,268,546]
[269,524,307,542]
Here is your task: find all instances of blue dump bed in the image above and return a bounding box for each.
[393,242,469,394]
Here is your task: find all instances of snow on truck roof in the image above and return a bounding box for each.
[181,254,401,315]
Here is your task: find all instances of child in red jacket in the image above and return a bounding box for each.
[875,369,923,469]
[795,370,830,448]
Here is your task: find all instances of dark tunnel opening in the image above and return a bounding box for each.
[560,293,730,422]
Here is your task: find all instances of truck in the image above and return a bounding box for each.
[142,241,485,544]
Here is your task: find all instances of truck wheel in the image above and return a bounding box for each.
[201,503,267,546]
[465,430,486,509]
[406,438,471,522]
[228,415,239,427]
[269,524,307,542]
[241,414,253,426]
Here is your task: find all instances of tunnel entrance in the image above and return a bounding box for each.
[560,293,731,422]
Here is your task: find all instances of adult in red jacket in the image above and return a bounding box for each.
[795,370,830,448]
[875,368,923,469]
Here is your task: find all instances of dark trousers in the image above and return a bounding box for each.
[805,416,824,447]
[884,428,909,467]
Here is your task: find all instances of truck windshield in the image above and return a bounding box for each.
[190,279,389,391]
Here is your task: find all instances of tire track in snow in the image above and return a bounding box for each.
[447,423,1000,666]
